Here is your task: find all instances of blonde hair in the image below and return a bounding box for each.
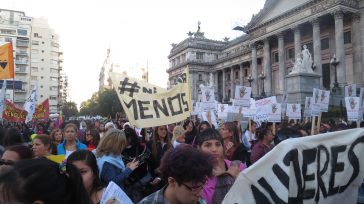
[96,128,126,157]
[172,126,185,143]
[63,123,78,133]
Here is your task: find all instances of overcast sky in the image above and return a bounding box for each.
[2,0,265,107]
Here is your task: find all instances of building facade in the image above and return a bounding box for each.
[0,9,63,113]
[167,0,364,105]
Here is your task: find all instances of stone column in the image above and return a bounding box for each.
[312,18,323,88]
[251,43,258,96]
[214,71,219,100]
[334,10,346,85]
[239,64,244,85]
[230,67,235,98]
[293,26,301,58]
[352,13,363,85]
[263,38,272,95]
[278,32,285,93]
[222,69,226,101]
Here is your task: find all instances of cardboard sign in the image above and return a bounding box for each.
[266,103,281,122]
[223,128,364,204]
[345,97,361,121]
[234,86,251,107]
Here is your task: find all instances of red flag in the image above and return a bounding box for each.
[2,100,28,122]
[32,99,50,121]
[0,42,14,79]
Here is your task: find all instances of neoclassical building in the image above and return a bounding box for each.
[167,0,364,104]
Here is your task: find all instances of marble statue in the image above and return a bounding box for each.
[290,45,314,74]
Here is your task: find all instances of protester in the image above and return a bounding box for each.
[147,125,172,189]
[50,128,63,146]
[183,120,197,144]
[242,121,257,151]
[96,128,139,190]
[197,128,244,204]
[250,128,275,164]
[0,158,91,204]
[98,122,106,138]
[172,125,185,148]
[85,129,100,151]
[198,121,211,134]
[220,122,248,163]
[2,128,24,147]
[0,144,32,174]
[138,144,214,204]
[67,150,105,204]
[57,123,87,158]
[122,127,151,202]
[32,134,54,157]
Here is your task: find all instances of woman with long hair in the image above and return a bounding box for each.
[57,123,87,158]
[146,125,172,189]
[183,120,197,145]
[220,122,249,163]
[85,129,100,151]
[32,134,55,157]
[67,150,104,204]
[50,128,63,147]
[250,128,275,164]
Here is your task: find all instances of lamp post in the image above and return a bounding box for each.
[330,54,339,92]
[247,75,253,98]
[259,72,266,97]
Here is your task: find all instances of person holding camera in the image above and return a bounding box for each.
[95,128,139,190]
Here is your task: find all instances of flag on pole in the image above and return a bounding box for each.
[56,111,63,129]
[0,42,14,80]
[0,80,7,119]
[24,83,38,123]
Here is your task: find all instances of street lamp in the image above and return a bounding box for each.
[247,75,253,98]
[259,72,266,97]
[330,54,339,92]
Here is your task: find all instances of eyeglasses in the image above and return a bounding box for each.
[181,182,205,193]
[0,159,15,166]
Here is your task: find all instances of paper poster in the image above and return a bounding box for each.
[266,103,281,122]
[304,97,312,117]
[345,84,356,97]
[287,103,301,120]
[217,104,229,120]
[234,86,251,107]
[319,89,330,112]
[201,87,216,111]
[345,97,361,121]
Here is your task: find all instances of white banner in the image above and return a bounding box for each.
[287,103,301,120]
[223,128,364,204]
[345,84,356,97]
[345,97,361,121]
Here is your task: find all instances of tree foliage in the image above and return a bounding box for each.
[62,101,79,118]
[79,88,123,117]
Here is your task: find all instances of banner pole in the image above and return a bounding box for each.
[317,112,322,134]
[248,117,252,141]
[273,122,276,136]
[311,116,316,135]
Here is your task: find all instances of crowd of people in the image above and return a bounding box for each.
[0,117,363,204]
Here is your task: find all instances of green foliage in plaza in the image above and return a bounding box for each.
[62,101,79,118]
[79,88,123,117]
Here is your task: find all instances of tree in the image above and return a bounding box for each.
[62,101,79,119]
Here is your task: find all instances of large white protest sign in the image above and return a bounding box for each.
[345,97,361,121]
[287,104,301,120]
[223,128,364,204]
[345,84,356,97]
[234,86,251,107]
[281,91,289,115]
[110,70,191,128]
[311,89,321,116]
[359,87,364,111]
[217,104,230,120]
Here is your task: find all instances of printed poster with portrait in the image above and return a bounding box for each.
[217,103,229,120]
[319,89,330,112]
[266,103,281,122]
[345,97,361,121]
[345,84,356,97]
[200,87,216,111]
[233,86,251,107]
[287,103,301,120]
[311,88,321,116]
[359,87,364,111]
[304,97,312,117]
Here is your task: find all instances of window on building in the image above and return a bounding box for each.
[181,54,186,62]
[50,96,57,100]
[344,31,351,44]
[322,63,330,90]
[31,67,38,72]
[196,52,204,60]
[42,41,45,44]
[31,49,39,54]
[215,54,218,60]
[235,71,239,79]
[244,69,248,77]
[40,85,43,88]
[286,48,294,60]
[41,59,44,61]
[17,29,27,36]
[227,73,230,81]
[50,77,58,82]
[31,76,38,80]
[272,52,279,63]
[32,41,39,45]
[321,38,329,50]
[198,74,202,81]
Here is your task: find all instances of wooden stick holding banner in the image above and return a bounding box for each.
[248,118,252,141]
[317,112,322,134]
[207,111,212,127]
[236,107,243,136]
[273,122,276,136]
[311,116,316,135]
